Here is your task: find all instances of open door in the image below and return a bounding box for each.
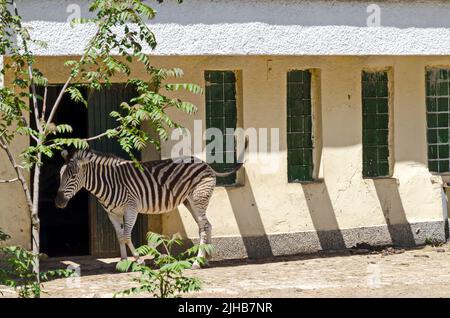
[34,85,90,257]
[88,84,148,257]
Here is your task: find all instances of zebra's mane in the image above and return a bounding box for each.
[70,149,129,163]
[87,149,125,160]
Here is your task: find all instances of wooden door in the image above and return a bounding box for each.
[88,84,147,257]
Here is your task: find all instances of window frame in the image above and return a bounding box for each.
[361,67,394,179]
[425,67,450,175]
[286,69,321,183]
[204,70,244,187]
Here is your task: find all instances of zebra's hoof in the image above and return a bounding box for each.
[136,258,146,266]
[191,262,201,270]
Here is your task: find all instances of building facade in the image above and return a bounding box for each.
[1,0,450,259]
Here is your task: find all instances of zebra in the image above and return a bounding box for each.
[54,144,246,268]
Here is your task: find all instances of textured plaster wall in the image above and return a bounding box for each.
[0,55,31,248]
[138,55,446,240]
[14,0,450,56]
[1,54,448,249]
[0,145,30,249]
[4,0,450,249]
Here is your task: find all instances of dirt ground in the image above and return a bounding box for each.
[2,243,450,298]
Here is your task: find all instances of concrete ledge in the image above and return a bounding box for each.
[202,220,447,260]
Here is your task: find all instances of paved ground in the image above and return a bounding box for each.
[2,243,450,298]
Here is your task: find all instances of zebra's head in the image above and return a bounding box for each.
[55,149,90,209]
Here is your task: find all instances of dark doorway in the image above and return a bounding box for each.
[34,86,90,257]
[32,84,147,258]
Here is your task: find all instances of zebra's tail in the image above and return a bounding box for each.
[212,136,248,177]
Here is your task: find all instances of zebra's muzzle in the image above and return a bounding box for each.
[55,191,69,209]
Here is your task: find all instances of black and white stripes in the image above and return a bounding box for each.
[55,149,244,267]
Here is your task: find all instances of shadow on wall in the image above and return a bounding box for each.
[226,171,274,258]
[373,179,416,247]
[161,171,274,258]
[161,208,189,239]
[164,174,417,257]
[301,182,346,250]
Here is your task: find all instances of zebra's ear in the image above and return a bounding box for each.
[61,150,69,161]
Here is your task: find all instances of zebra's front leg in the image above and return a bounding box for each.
[123,208,145,265]
[107,213,128,261]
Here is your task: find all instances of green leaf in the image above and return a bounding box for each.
[146,232,164,247]
[183,244,214,257]
[70,17,95,27]
[116,259,135,273]
[64,60,79,67]
[165,83,202,95]
[54,124,73,134]
[160,260,192,272]
[52,138,89,150]
[66,86,87,106]
[135,244,158,257]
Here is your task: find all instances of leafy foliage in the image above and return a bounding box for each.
[0,0,201,168]
[0,228,10,241]
[0,0,200,297]
[425,237,444,248]
[115,232,213,298]
[0,230,73,298]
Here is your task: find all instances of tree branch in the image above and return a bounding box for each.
[83,127,121,142]
[45,76,72,126]
[28,64,42,135]
[0,178,18,183]
[30,133,39,143]
[41,85,47,122]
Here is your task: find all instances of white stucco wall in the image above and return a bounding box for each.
[15,0,450,56]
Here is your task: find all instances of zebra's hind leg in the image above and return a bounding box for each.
[125,240,145,265]
[123,208,145,265]
[107,213,128,261]
[184,195,213,270]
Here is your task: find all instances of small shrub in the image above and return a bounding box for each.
[0,229,73,298]
[425,237,444,247]
[115,232,213,298]
[0,229,10,242]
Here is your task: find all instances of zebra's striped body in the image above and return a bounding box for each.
[84,154,216,215]
[55,149,244,267]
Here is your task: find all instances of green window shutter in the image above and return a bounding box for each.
[362,71,390,178]
[205,71,238,186]
[287,70,314,182]
[426,68,450,173]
